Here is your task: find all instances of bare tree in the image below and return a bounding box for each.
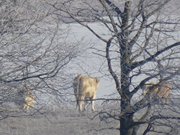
[0,0,79,119]
[51,0,180,134]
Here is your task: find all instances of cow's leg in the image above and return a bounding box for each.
[91,95,96,112]
[79,96,85,112]
[92,101,95,112]
[164,95,170,104]
[164,91,171,104]
[23,104,27,110]
[23,104,29,111]
[84,99,88,111]
[75,94,79,110]
[85,98,92,111]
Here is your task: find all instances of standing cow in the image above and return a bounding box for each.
[73,75,100,112]
[143,82,172,103]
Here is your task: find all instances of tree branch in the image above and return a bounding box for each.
[99,0,119,34]
[131,42,180,70]
[130,73,159,96]
[103,0,123,17]
[106,37,121,96]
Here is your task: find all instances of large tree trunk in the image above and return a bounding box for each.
[120,98,134,135]
[119,1,133,135]
[120,67,134,135]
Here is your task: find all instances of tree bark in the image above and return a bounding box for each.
[119,1,134,135]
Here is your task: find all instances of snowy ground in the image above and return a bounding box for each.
[0,16,179,135]
[0,105,120,135]
[0,98,179,135]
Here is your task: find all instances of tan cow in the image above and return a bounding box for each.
[23,91,36,111]
[73,75,100,112]
[143,82,172,103]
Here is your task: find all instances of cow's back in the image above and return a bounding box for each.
[157,83,172,98]
[79,76,99,97]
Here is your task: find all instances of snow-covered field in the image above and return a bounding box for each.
[0,19,179,135]
[0,105,120,135]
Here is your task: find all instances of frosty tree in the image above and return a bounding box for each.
[0,0,78,118]
[51,0,180,134]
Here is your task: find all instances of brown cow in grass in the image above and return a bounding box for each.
[143,82,172,103]
[73,75,100,112]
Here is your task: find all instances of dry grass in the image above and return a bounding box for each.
[0,106,119,135]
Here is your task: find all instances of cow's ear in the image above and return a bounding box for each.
[76,74,81,78]
[96,78,100,83]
